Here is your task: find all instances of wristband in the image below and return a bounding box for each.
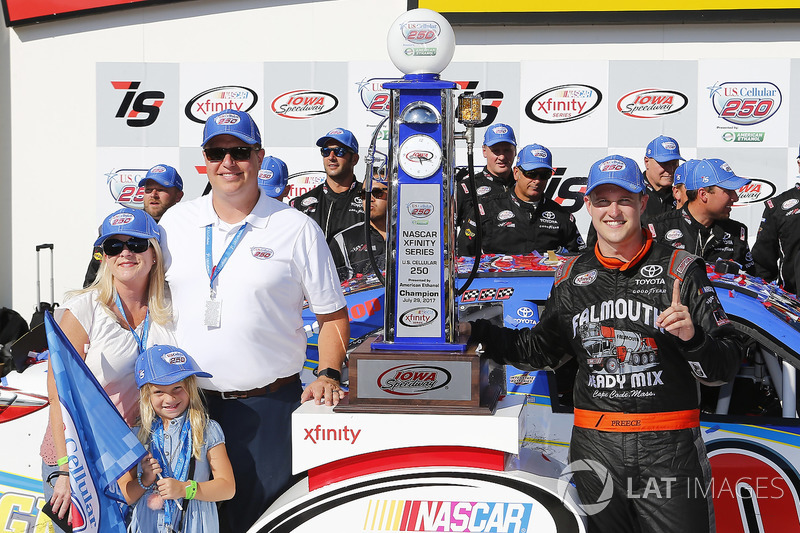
[137,470,154,490]
[56,456,69,467]
[185,480,198,501]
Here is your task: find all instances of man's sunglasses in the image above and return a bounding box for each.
[103,237,151,256]
[359,188,389,200]
[521,169,552,180]
[320,146,350,158]
[203,146,254,162]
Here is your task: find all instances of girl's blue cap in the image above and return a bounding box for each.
[135,345,212,389]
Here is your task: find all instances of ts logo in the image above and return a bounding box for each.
[112,81,164,127]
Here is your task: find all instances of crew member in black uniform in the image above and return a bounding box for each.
[461,154,742,533]
[752,150,800,294]
[649,158,755,274]
[329,172,388,281]
[291,128,363,241]
[672,158,700,210]
[456,123,517,227]
[586,135,684,247]
[457,143,584,256]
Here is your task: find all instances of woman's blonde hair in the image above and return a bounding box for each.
[137,375,208,460]
[68,237,172,325]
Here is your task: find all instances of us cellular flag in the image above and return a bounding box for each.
[45,312,146,532]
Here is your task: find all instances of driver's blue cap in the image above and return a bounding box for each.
[586,155,645,195]
[483,123,516,147]
[258,156,289,198]
[645,135,684,163]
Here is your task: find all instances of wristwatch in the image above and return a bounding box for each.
[313,367,341,382]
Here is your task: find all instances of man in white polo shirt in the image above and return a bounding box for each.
[159,109,349,532]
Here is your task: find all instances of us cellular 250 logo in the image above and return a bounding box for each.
[707,81,782,126]
[112,81,164,127]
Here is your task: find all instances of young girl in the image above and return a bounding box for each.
[119,345,235,533]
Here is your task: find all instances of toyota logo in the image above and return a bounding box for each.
[517,306,535,318]
[640,265,663,278]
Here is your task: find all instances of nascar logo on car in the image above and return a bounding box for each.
[526,84,602,123]
[617,88,688,118]
[271,90,338,119]
[185,86,257,124]
[707,81,782,126]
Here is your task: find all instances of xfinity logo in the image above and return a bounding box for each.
[526,84,602,124]
[185,85,257,124]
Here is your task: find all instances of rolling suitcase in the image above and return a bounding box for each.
[30,243,57,330]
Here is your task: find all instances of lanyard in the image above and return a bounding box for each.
[114,292,149,354]
[151,415,192,529]
[205,222,248,298]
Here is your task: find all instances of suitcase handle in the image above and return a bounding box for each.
[35,243,54,251]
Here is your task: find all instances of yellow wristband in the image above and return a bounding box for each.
[185,480,197,501]
[56,456,69,467]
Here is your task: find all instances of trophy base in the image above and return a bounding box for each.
[334,335,505,415]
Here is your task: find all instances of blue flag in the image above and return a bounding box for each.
[45,312,146,533]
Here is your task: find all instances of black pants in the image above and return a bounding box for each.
[569,426,715,533]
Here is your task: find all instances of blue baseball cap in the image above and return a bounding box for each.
[316,128,358,153]
[258,156,289,198]
[94,208,161,246]
[483,123,516,147]
[673,159,700,187]
[516,143,553,172]
[645,135,684,163]
[135,345,212,389]
[586,155,645,195]
[202,109,261,146]
[685,158,751,191]
[137,164,183,191]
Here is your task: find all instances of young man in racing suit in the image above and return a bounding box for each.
[291,127,364,242]
[752,152,800,294]
[648,158,755,275]
[462,155,743,532]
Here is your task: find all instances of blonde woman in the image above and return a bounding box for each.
[41,208,176,530]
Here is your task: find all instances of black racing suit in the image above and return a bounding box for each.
[470,237,742,532]
[290,180,364,242]
[586,172,676,248]
[455,167,514,227]
[328,222,386,281]
[752,183,800,295]
[457,191,585,256]
[647,206,756,275]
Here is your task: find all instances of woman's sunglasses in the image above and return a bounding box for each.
[103,237,151,256]
[359,188,389,200]
[203,146,254,162]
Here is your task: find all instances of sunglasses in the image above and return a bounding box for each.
[103,237,151,256]
[521,169,552,180]
[359,188,389,200]
[203,146,254,162]
[320,146,350,158]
